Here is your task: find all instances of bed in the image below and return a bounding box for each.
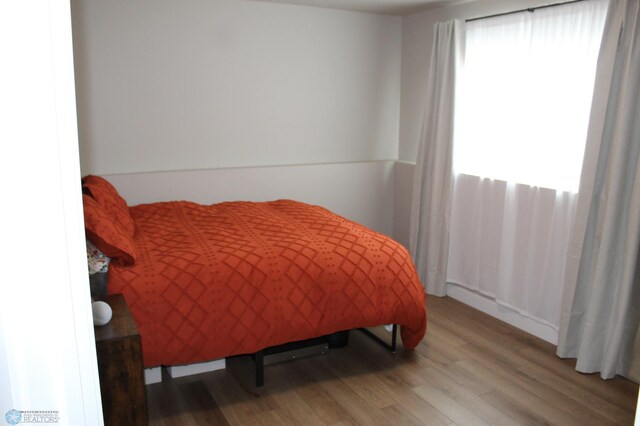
[82,175,426,380]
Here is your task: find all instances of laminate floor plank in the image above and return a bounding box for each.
[517,343,639,411]
[435,360,496,396]
[146,372,206,426]
[453,327,629,424]
[147,296,639,425]
[145,380,179,426]
[422,365,517,426]
[429,300,637,423]
[345,335,456,425]
[411,382,489,426]
[262,363,328,426]
[329,346,407,410]
[366,366,455,426]
[178,381,230,426]
[424,320,467,348]
[308,355,397,425]
[378,403,433,426]
[456,358,612,426]
[516,361,632,424]
[203,370,275,425]
[287,360,358,425]
[479,389,554,426]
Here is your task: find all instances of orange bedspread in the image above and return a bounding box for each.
[108,200,426,367]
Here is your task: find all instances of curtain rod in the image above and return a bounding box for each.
[466,0,585,22]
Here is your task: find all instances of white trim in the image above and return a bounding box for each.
[446,283,559,344]
[144,367,162,385]
[166,359,226,379]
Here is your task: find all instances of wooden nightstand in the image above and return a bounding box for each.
[94,293,148,426]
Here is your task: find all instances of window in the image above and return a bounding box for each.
[453,0,608,192]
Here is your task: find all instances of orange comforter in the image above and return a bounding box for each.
[108,200,426,367]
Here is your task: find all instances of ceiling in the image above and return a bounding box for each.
[246,0,463,16]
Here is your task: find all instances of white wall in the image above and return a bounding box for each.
[393,161,414,247]
[106,161,396,236]
[0,1,102,424]
[72,0,401,175]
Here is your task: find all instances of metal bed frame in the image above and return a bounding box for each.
[250,324,398,387]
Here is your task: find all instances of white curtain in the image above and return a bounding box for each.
[409,20,464,296]
[448,177,579,328]
[447,1,608,329]
[557,0,640,381]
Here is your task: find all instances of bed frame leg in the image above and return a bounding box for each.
[255,350,264,387]
[327,330,349,348]
[249,329,355,387]
[391,324,397,352]
[358,324,398,353]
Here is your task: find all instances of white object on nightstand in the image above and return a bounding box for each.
[92,301,113,326]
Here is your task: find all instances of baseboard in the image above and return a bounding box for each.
[144,367,162,385]
[446,283,559,345]
[166,359,226,379]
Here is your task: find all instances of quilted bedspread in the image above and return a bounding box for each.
[108,200,426,367]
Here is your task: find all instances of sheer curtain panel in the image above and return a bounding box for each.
[557,0,640,381]
[448,0,608,330]
[410,20,463,296]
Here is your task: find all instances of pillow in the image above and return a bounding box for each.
[83,194,137,266]
[86,239,110,300]
[87,239,110,275]
[82,175,135,237]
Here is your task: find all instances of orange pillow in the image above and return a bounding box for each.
[82,194,137,266]
[82,175,135,237]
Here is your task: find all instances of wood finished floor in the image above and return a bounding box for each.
[146,296,639,425]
